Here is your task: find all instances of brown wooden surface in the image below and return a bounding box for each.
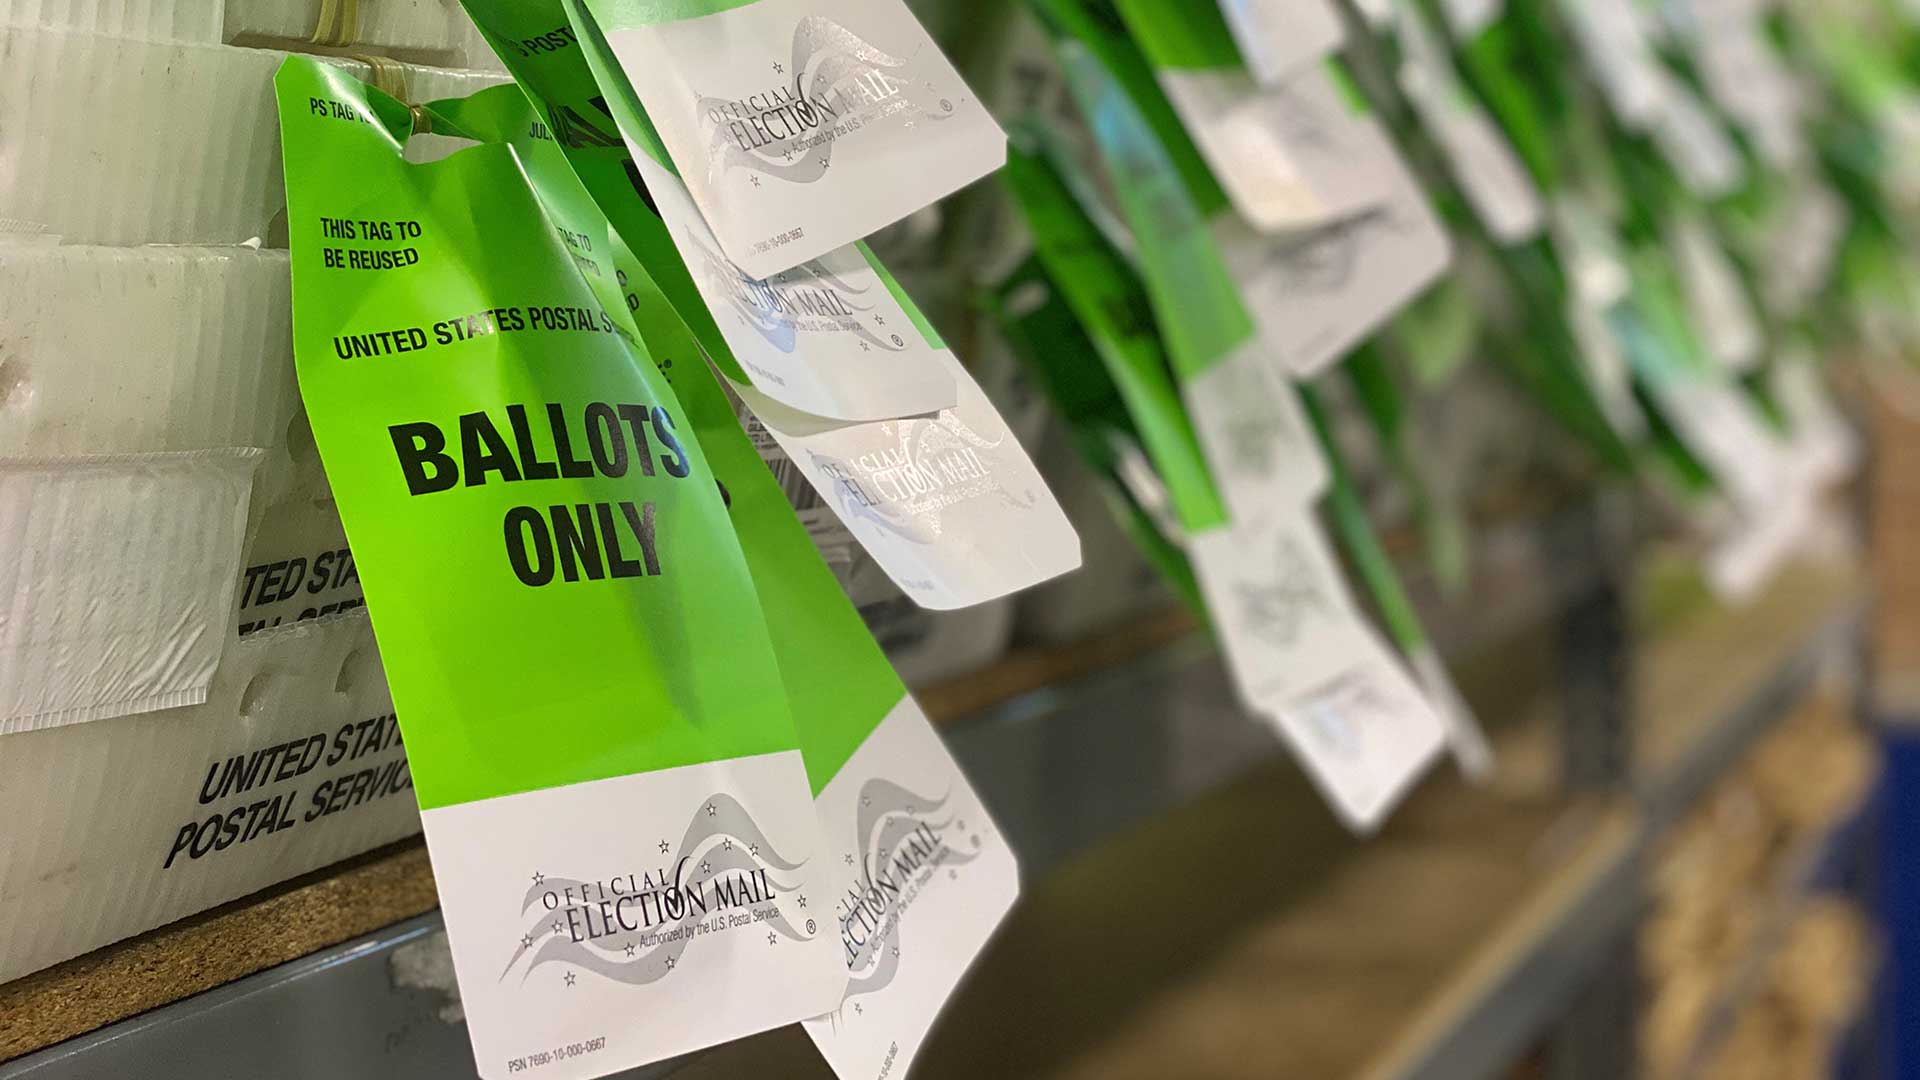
[0,840,437,1062]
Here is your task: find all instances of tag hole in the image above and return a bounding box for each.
[0,355,28,409]
[335,648,365,696]
[239,673,274,719]
[286,410,318,466]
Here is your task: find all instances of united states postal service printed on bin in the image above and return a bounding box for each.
[273,58,844,1078]
[417,80,1022,1079]
[542,0,1083,611]
[577,0,1006,279]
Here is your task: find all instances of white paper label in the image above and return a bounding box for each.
[1763,172,1846,316]
[1160,63,1401,234]
[1395,4,1543,245]
[1,448,262,732]
[1440,0,1504,38]
[603,0,1005,279]
[1773,355,1860,489]
[1182,342,1330,520]
[424,750,844,1080]
[1648,373,1793,514]
[1187,510,1447,830]
[802,697,1018,1078]
[1262,638,1449,830]
[1561,0,1665,126]
[1670,211,1763,373]
[730,348,1081,610]
[1220,149,1452,376]
[1648,78,1745,199]
[1215,0,1346,86]
[636,151,958,421]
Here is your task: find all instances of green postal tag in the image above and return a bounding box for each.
[275,58,847,1078]
[428,23,1025,1075]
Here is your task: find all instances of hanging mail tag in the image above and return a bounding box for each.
[276,58,843,1079]
[729,345,1081,611]
[580,0,1005,279]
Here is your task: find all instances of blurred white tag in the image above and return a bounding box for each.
[1188,511,1446,830]
[1648,78,1745,198]
[636,151,958,422]
[1440,0,1504,38]
[1182,342,1330,519]
[729,348,1080,610]
[1396,4,1543,244]
[1670,211,1763,373]
[1215,0,1346,85]
[1159,63,1400,233]
[600,0,1005,278]
[1220,151,1452,376]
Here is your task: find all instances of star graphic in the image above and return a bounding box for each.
[706,803,716,816]
[701,860,712,874]
[665,956,676,971]
[551,920,563,934]
[773,61,784,74]
[625,943,636,958]
[854,1002,863,1015]
[874,315,885,326]
[531,871,545,886]
[659,840,670,854]
[750,175,761,188]
[859,341,871,352]
[844,853,855,866]
[750,843,760,857]
[861,796,871,807]
[723,838,734,852]
[564,971,577,987]
[905,805,916,815]
[797,894,808,908]
[520,934,533,948]
[890,945,900,958]
[767,931,778,946]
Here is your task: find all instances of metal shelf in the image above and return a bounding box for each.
[0,559,1869,1080]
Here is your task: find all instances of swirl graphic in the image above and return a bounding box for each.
[696,17,953,189]
[500,793,810,987]
[684,232,905,356]
[833,779,981,1007]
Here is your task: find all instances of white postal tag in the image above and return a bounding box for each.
[1219,150,1452,376]
[636,151,957,421]
[801,696,1018,1080]
[1669,211,1763,374]
[728,348,1081,610]
[1159,62,1401,234]
[1188,511,1446,831]
[1181,341,1330,520]
[1395,3,1543,245]
[599,0,1005,279]
[1215,0,1346,86]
